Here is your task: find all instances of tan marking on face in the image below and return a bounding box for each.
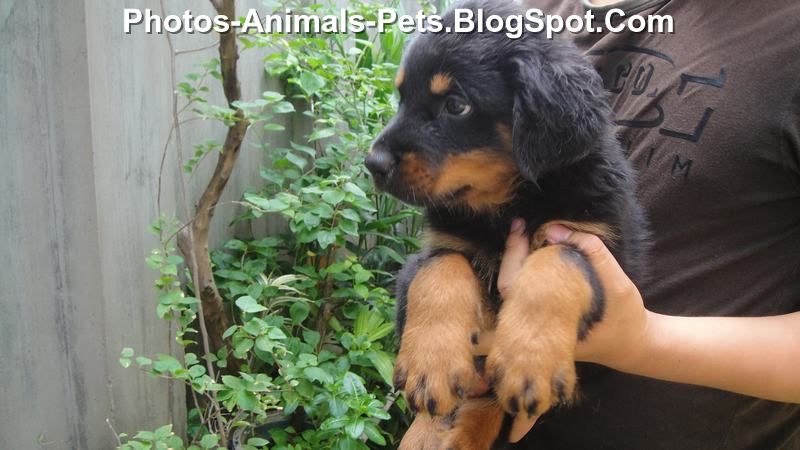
[399,152,435,194]
[430,72,452,95]
[395,68,405,88]
[495,123,513,152]
[432,150,521,210]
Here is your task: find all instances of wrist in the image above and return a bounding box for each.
[581,309,661,372]
[608,310,665,373]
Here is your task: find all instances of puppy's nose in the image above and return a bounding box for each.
[365,148,395,180]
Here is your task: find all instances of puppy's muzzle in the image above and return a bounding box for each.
[366,144,396,186]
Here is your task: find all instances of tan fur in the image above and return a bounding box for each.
[398,414,448,450]
[396,254,486,415]
[430,73,452,94]
[440,398,506,450]
[495,123,513,151]
[432,150,520,211]
[395,68,406,88]
[422,229,476,255]
[531,221,619,251]
[400,153,436,198]
[487,244,594,417]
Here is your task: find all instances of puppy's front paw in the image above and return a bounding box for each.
[487,323,577,418]
[394,325,478,416]
[439,398,505,450]
[398,414,448,450]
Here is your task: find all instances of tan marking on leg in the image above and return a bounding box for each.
[396,254,486,416]
[432,150,520,211]
[398,414,448,450]
[421,229,476,255]
[440,398,506,450]
[488,245,594,417]
[430,73,452,95]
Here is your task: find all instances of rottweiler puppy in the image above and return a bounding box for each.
[366,0,648,447]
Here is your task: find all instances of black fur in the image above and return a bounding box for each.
[368,0,649,444]
[380,0,648,334]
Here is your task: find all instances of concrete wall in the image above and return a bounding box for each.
[0,0,288,448]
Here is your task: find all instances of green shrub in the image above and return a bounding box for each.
[117,1,438,448]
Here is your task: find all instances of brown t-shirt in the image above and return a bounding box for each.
[517,0,800,449]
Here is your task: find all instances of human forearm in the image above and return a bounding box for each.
[606,311,800,403]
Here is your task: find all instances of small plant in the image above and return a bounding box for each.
[118,0,431,448]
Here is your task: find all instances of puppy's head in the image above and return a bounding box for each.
[367,0,610,211]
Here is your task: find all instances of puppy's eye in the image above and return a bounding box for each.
[443,97,472,116]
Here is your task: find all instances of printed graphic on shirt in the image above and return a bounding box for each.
[587,45,726,181]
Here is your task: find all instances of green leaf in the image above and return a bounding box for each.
[303,366,333,385]
[255,335,274,352]
[340,208,360,221]
[234,337,253,356]
[136,356,153,367]
[342,372,367,395]
[222,375,245,390]
[343,182,367,198]
[316,230,337,249]
[354,284,369,299]
[267,327,287,340]
[303,329,320,349]
[308,127,336,141]
[152,355,182,374]
[200,434,220,449]
[297,71,326,96]
[303,212,321,227]
[367,322,394,342]
[365,350,395,386]
[262,91,285,102]
[247,437,269,447]
[236,296,267,313]
[320,416,348,430]
[362,421,386,445]
[273,101,295,114]
[289,302,310,325]
[236,389,260,411]
[329,398,348,417]
[289,142,317,157]
[345,417,365,440]
[285,152,307,169]
[263,123,285,131]
[322,190,345,205]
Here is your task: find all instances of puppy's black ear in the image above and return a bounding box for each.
[507,40,610,181]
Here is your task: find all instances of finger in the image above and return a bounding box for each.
[497,219,528,298]
[509,414,539,443]
[545,224,626,281]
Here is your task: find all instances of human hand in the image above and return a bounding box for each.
[488,219,650,442]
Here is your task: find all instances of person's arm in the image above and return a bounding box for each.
[490,221,800,441]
